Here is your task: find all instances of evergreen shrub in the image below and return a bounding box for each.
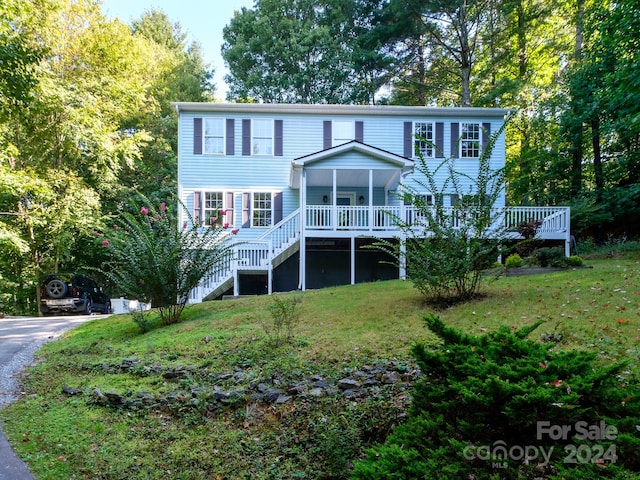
[504,253,523,269]
[352,315,640,479]
[533,246,567,267]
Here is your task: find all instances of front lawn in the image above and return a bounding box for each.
[1,257,639,479]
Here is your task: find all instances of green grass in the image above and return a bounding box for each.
[1,255,639,479]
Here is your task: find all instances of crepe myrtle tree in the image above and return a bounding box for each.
[98,197,238,326]
[374,121,510,306]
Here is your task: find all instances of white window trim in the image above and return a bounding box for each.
[251,118,274,156]
[251,191,274,228]
[460,122,481,159]
[202,190,229,227]
[413,121,435,159]
[203,117,226,155]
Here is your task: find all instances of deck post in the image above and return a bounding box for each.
[565,207,571,257]
[233,256,239,296]
[399,236,407,280]
[351,236,356,285]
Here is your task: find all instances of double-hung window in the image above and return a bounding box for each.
[252,192,272,227]
[460,122,481,158]
[252,119,274,155]
[204,191,224,226]
[414,122,434,158]
[204,118,225,155]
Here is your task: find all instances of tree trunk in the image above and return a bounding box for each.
[570,0,585,198]
[592,117,603,202]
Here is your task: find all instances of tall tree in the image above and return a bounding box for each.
[0,0,44,116]
[374,0,492,106]
[222,0,377,103]
[115,8,216,205]
[0,0,155,313]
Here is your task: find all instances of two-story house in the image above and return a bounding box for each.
[173,103,570,302]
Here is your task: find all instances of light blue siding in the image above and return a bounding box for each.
[177,105,510,234]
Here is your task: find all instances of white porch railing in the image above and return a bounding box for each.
[304,205,570,238]
[188,210,301,304]
[189,205,570,304]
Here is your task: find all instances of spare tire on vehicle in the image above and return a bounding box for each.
[46,279,68,299]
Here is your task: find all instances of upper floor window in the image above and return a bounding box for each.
[460,122,481,158]
[204,118,225,154]
[252,192,272,227]
[333,120,355,146]
[252,119,274,155]
[414,122,434,158]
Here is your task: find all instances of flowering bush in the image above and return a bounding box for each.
[99,196,237,326]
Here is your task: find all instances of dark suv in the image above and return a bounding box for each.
[41,273,111,315]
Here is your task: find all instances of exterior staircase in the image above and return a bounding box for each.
[188,209,301,303]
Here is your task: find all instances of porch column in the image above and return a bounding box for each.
[565,207,571,257]
[399,236,407,280]
[368,169,373,231]
[351,236,356,285]
[268,239,273,295]
[234,257,240,296]
[300,170,307,291]
[332,169,337,230]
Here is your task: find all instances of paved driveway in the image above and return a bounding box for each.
[0,314,102,480]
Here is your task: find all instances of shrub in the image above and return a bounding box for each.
[516,218,542,239]
[567,255,584,267]
[263,295,302,347]
[352,315,640,479]
[533,246,567,267]
[505,253,523,268]
[372,121,510,307]
[99,196,236,326]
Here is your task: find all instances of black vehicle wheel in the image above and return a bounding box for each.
[46,279,68,299]
[102,301,111,314]
[85,300,92,315]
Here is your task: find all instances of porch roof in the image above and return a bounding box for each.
[289,141,414,189]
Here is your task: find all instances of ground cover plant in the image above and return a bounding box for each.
[1,255,639,479]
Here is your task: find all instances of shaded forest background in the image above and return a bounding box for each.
[1,0,638,315]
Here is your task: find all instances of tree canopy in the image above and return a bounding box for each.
[0,0,214,315]
[222,0,382,103]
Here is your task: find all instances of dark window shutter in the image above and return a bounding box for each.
[225,192,234,226]
[435,122,444,158]
[242,119,251,156]
[482,122,491,152]
[226,119,235,155]
[451,122,459,158]
[274,192,283,224]
[323,121,332,149]
[355,121,363,142]
[193,191,202,226]
[403,121,412,158]
[274,120,283,156]
[242,192,251,228]
[193,118,203,154]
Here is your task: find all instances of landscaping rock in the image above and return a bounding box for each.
[61,385,82,396]
[72,357,422,416]
[338,378,361,390]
